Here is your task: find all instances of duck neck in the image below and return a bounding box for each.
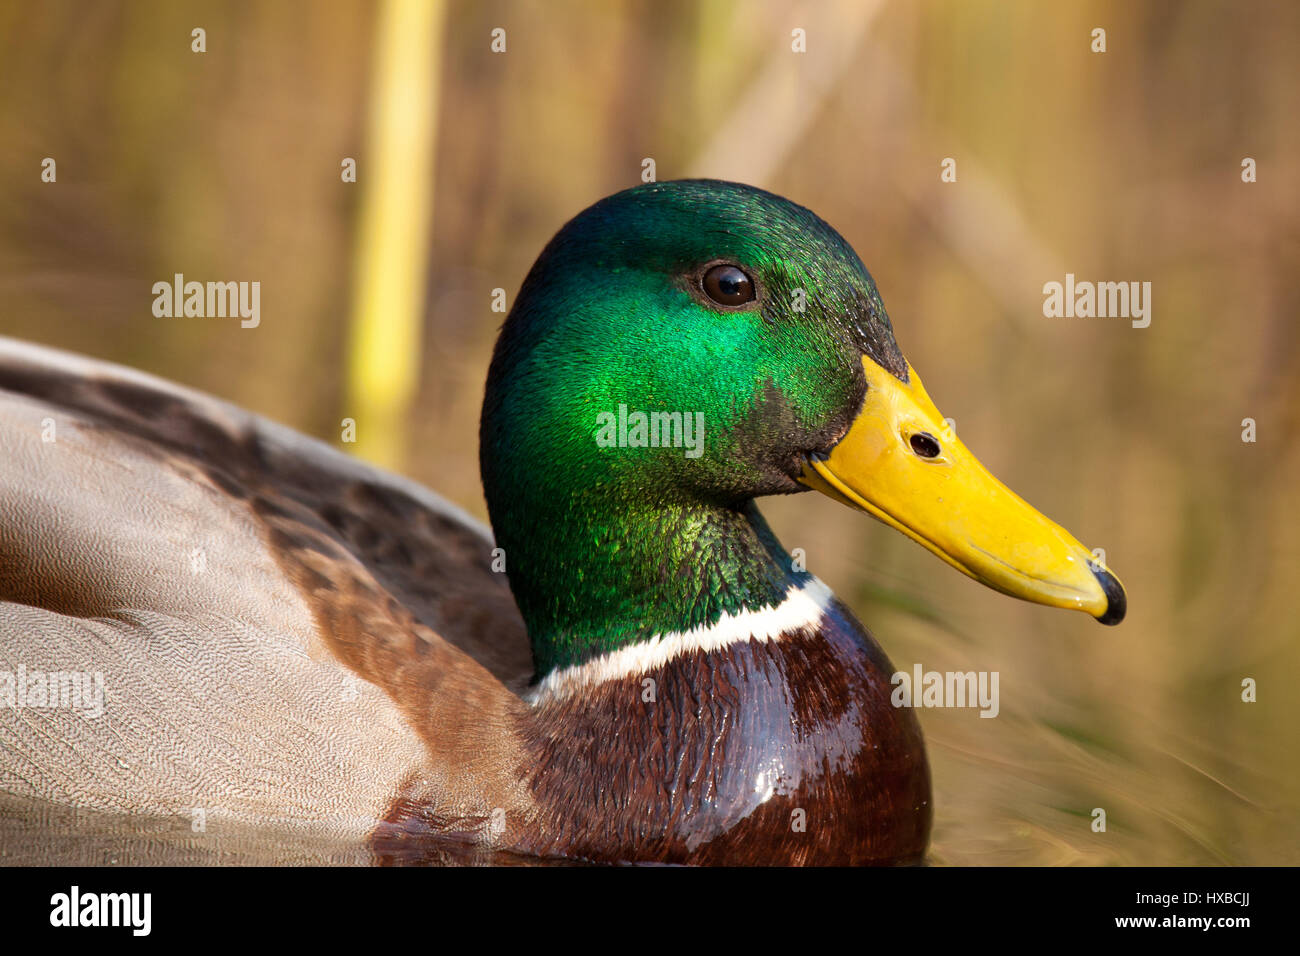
[497,494,816,680]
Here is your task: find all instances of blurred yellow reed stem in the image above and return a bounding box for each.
[345,0,445,468]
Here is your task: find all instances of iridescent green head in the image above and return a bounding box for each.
[480,180,903,675]
[480,179,1125,679]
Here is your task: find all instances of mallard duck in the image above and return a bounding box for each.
[0,180,1123,865]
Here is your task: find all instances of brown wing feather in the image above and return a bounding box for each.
[0,337,535,830]
[0,337,532,688]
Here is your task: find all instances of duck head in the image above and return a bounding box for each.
[481,179,1124,678]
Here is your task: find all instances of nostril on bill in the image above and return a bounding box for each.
[910,432,941,458]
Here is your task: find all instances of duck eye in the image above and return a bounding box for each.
[910,432,941,459]
[701,264,755,306]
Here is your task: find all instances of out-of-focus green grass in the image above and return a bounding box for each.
[1,0,1296,864]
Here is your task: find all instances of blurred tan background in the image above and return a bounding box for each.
[1,0,1296,864]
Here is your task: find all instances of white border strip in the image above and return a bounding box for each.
[528,577,833,704]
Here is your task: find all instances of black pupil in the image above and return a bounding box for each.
[703,265,753,305]
[910,432,941,458]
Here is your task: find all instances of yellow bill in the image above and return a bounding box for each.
[801,357,1125,624]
